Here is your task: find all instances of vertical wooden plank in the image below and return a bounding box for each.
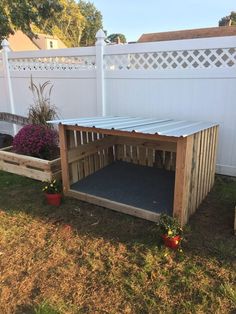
[99,148,105,168]
[125,145,131,162]
[104,147,109,166]
[139,146,146,166]
[93,133,100,171]
[98,134,104,168]
[69,130,79,184]
[147,148,154,167]
[200,129,207,201]
[76,131,84,180]
[102,134,109,166]
[82,132,90,177]
[189,133,200,215]
[208,126,216,192]
[188,134,196,216]
[195,131,202,208]
[184,136,194,224]
[66,131,72,183]
[194,132,201,214]
[210,126,219,188]
[200,129,209,202]
[108,145,114,163]
[173,136,194,226]
[202,129,211,199]
[196,130,206,207]
[164,151,171,170]
[209,126,216,188]
[132,145,138,164]
[58,124,70,193]
[88,132,95,174]
[116,144,124,161]
[205,127,213,194]
[170,152,176,171]
[154,150,164,168]
[98,134,103,167]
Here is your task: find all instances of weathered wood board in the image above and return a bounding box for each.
[0,146,61,181]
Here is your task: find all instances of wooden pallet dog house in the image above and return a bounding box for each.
[50,116,219,226]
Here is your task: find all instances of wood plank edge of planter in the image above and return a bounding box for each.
[0,146,59,165]
[67,189,160,222]
[0,160,52,181]
[0,146,62,181]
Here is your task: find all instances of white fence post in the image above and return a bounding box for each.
[95,29,106,116]
[1,39,17,135]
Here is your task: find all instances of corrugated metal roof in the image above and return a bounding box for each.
[48,116,218,137]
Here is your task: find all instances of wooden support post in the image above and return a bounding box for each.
[173,136,194,226]
[59,124,70,194]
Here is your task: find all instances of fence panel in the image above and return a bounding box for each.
[0,34,235,176]
[104,36,236,176]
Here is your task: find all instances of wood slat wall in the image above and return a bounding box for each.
[67,130,116,184]
[0,146,61,181]
[115,137,177,170]
[66,131,178,184]
[174,125,219,225]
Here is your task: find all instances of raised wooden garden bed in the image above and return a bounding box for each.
[0,146,61,181]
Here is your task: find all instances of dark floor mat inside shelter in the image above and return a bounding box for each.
[71,161,175,215]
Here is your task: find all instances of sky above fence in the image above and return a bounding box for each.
[90,0,236,42]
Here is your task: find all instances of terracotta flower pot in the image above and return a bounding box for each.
[45,193,62,206]
[162,234,181,249]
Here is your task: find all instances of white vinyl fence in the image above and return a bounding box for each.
[0,31,236,176]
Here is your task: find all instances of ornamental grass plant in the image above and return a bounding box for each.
[28,76,58,127]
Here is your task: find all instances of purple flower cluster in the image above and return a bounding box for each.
[13,124,59,159]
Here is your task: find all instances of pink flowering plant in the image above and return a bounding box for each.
[13,124,58,160]
[42,179,62,194]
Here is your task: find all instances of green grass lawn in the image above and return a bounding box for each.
[0,171,235,314]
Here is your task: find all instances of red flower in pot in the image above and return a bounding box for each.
[157,214,183,250]
[42,179,62,206]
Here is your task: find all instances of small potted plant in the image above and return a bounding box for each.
[42,179,62,206]
[157,214,183,249]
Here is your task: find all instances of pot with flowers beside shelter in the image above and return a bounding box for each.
[157,214,183,249]
[42,179,62,206]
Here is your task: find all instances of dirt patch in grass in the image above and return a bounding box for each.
[0,171,235,313]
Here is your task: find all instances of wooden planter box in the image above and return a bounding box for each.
[0,146,61,181]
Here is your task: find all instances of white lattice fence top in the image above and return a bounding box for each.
[104,47,236,70]
[9,56,96,71]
